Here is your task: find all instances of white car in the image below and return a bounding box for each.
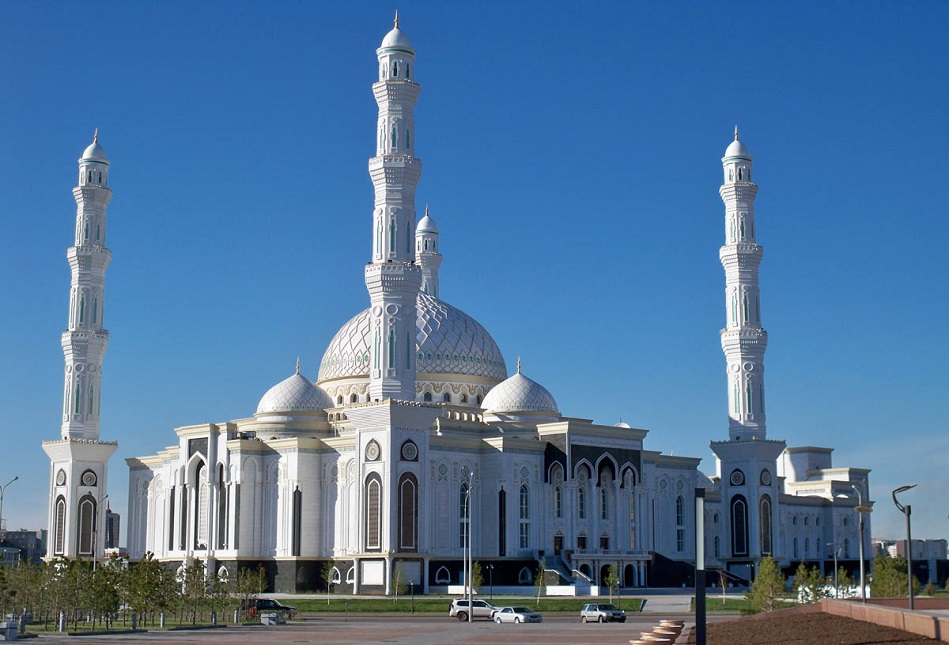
[493,606,542,623]
[580,602,626,623]
[449,598,499,621]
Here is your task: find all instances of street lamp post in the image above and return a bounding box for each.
[488,564,494,601]
[892,484,918,610]
[851,484,872,603]
[409,580,415,615]
[93,493,109,572]
[0,476,19,541]
[826,543,840,598]
[462,467,475,624]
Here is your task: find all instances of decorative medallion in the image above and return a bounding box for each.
[401,441,418,461]
[56,469,66,486]
[677,480,684,491]
[729,469,745,486]
[81,470,97,486]
[365,440,381,462]
[660,479,667,490]
[760,469,772,486]
[438,463,449,477]
[520,466,529,479]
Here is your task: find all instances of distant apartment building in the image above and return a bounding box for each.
[104,510,120,550]
[0,529,47,565]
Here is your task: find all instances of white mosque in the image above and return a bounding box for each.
[44,18,872,593]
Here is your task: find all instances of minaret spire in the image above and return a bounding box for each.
[43,134,118,561]
[366,18,422,401]
[718,129,768,440]
[394,10,399,28]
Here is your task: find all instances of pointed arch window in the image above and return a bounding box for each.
[405,63,410,79]
[389,219,396,252]
[742,292,750,322]
[745,380,753,414]
[733,381,740,415]
[96,223,101,241]
[391,125,398,149]
[739,216,746,239]
[195,461,209,549]
[365,474,382,550]
[398,473,418,551]
[759,494,773,555]
[291,487,302,556]
[392,61,399,77]
[731,495,749,556]
[731,293,738,325]
[676,494,685,552]
[83,219,90,240]
[77,495,96,556]
[714,535,721,558]
[578,486,586,519]
[406,129,411,150]
[729,217,736,242]
[88,385,94,415]
[218,464,228,549]
[92,297,98,324]
[79,295,85,324]
[374,329,381,369]
[519,484,530,548]
[74,381,81,414]
[423,392,432,402]
[54,496,66,555]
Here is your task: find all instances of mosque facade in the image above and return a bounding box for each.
[46,19,872,593]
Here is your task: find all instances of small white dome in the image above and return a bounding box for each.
[81,134,109,163]
[417,213,438,234]
[381,26,413,50]
[257,369,332,414]
[614,422,631,428]
[482,368,559,415]
[724,127,751,159]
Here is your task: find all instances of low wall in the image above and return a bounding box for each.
[821,599,949,642]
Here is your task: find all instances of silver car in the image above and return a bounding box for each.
[493,606,542,623]
[580,602,626,623]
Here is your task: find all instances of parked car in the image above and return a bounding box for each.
[493,606,542,623]
[240,598,297,621]
[580,602,626,623]
[448,598,499,621]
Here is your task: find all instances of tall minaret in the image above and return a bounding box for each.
[416,205,441,298]
[719,127,768,441]
[366,13,423,401]
[42,133,118,560]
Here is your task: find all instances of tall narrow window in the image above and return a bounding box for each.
[731,495,748,556]
[83,219,89,240]
[74,381,81,414]
[759,495,773,555]
[745,380,753,414]
[387,328,395,369]
[391,125,398,149]
[600,488,608,520]
[77,496,96,555]
[729,218,736,242]
[578,487,586,519]
[366,476,381,550]
[405,63,410,79]
[714,535,720,558]
[379,126,385,150]
[405,331,411,369]
[554,486,563,518]
[406,129,411,150]
[733,381,740,415]
[739,216,746,238]
[519,484,530,548]
[398,473,418,551]
[793,537,799,559]
[755,296,761,323]
[217,465,228,549]
[376,219,383,256]
[96,223,101,241]
[392,61,398,77]
[498,489,506,556]
[291,488,302,556]
[88,385,94,415]
[168,486,176,551]
[742,292,750,322]
[79,296,85,324]
[676,495,685,552]
[55,497,66,555]
[195,462,209,549]
[731,294,738,325]
[389,219,396,252]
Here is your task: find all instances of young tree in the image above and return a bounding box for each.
[794,562,829,603]
[320,561,335,606]
[604,565,620,604]
[471,561,484,592]
[179,559,207,625]
[870,554,920,598]
[235,568,260,620]
[747,556,784,613]
[836,566,854,594]
[534,561,546,606]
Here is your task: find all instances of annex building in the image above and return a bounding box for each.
[45,18,872,593]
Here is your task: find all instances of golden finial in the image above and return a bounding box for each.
[516,357,521,374]
[394,10,399,28]
[295,357,301,374]
[93,128,99,143]
[734,125,739,140]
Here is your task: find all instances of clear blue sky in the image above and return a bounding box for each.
[1,1,946,545]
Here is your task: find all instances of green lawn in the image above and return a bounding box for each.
[292,596,643,614]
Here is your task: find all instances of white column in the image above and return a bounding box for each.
[719,127,768,441]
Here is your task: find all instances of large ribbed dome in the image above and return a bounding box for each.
[257,370,332,414]
[482,369,559,415]
[318,293,507,384]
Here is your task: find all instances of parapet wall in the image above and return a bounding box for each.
[821,598,949,642]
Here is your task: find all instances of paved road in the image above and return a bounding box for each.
[26,614,736,644]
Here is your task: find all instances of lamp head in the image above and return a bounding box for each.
[892,484,917,513]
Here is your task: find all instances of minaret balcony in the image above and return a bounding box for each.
[372,80,420,104]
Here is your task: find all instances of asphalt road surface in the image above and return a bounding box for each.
[25,614,733,644]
